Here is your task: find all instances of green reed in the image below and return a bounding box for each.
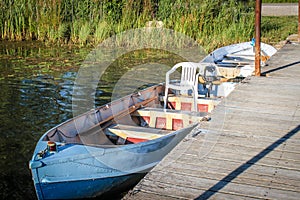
[261,16,298,45]
[1,0,291,52]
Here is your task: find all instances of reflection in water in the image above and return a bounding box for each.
[0,42,203,199]
[0,43,91,199]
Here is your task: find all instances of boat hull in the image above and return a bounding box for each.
[30,123,197,199]
[34,172,146,199]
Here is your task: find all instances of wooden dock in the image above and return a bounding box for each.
[124,43,300,200]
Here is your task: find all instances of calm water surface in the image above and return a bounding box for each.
[0,42,197,199]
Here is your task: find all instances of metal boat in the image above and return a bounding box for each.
[29,83,212,199]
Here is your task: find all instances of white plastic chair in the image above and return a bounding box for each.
[163,62,200,111]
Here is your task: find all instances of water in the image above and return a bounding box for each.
[0,42,90,199]
[0,42,204,199]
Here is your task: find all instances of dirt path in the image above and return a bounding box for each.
[262,3,298,16]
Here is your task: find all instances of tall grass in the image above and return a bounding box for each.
[156,0,255,51]
[261,16,298,45]
[0,0,257,51]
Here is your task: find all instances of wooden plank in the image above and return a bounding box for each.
[141,171,300,200]
[190,128,300,146]
[214,104,298,120]
[159,168,300,196]
[221,99,300,114]
[124,190,181,200]
[189,130,300,148]
[155,162,300,192]
[178,151,300,171]
[204,123,295,138]
[227,87,300,101]
[160,157,300,183]
[134,176,264,200]
[186,140,300,162]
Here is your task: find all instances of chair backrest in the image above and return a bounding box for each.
[165,62,199,94]
[180,63,198,88]
[164,62,200,110]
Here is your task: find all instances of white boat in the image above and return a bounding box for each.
[201,41,277,78]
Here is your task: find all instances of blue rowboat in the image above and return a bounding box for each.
[29,84,207,199]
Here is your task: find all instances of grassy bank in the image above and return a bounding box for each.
[0,0,256,51]
[0,0,297,52]
[261,16,298,45]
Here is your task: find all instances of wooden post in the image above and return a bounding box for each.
[255,0,262,76]
[298,0,300,42]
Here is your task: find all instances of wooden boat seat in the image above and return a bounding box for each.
[220,60,252,65]
[166,96,218,112]
[133,107,208,130]
[225,54,255,60]
[107,124,172,144]
[216,66,242,79]
[216,62,238,67]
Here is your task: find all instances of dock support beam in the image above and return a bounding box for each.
[255,0,262,76]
